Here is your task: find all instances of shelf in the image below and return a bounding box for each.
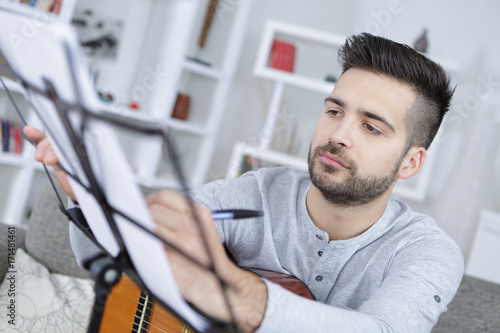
[101,103,209,136]
[0,152,24,167]
[256,67,334,95]
[183,58,223,80]
[33,160,54,171]
[0,76,26,96]
[227,141,308,179]
[166,118,208,136]
[136,175,187,192]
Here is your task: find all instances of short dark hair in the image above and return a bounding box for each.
[338,33,455,150]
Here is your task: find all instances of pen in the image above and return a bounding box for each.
[212,209,263,220]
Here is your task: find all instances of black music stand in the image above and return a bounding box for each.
[0,7,237,333]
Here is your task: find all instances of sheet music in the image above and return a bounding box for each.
[82,119,209,330]
[0,11,209,331]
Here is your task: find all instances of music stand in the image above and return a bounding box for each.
[0,7,236,333]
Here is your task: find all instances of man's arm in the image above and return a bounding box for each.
[146,189,268,332]
[255,234,464,332]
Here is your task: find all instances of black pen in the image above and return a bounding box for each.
[212,209,263,220]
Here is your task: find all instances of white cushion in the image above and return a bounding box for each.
[0,248,94,332]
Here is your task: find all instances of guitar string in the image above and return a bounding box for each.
[132,313,184,333]
[131,317,176,333]
[134,296,186,333]
[132,295,184,333]
[133,311,180,333]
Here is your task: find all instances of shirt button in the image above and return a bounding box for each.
[315,275,323,282]
[318,251,323,257]
[316,234,323,240]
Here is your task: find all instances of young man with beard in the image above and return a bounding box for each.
[26,33,463,332]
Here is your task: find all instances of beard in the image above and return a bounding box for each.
[307,142,404,207]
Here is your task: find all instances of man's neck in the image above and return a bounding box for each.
[305,185,391,241]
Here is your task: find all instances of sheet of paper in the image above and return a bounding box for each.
[82,119,209,330]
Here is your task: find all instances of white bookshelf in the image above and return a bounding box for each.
[0,76,48,226]
[0,0,254,224]
[70,0,253,190]
[231,19,456,203]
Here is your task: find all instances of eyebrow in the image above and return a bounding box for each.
[324,96,344,107]
[324,96,396,134]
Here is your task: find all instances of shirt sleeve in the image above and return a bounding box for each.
[67,198,102,268]
[257,234,464,333]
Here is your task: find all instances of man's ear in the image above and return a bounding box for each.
[398,146,426,180]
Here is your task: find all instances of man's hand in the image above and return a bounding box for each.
[146,189,268,332]
[23,125,76,201]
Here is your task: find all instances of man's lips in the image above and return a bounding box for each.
[319,153,349,169]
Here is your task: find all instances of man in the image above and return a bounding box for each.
[26,33,463,332]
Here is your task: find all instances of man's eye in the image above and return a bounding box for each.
[364,123,382,136]
[327,110,342,117]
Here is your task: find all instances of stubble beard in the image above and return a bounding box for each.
[307,142,403,207]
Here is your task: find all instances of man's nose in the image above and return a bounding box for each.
[329,119,353,149]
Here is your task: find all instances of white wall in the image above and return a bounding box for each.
[205,0,500,260]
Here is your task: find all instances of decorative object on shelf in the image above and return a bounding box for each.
[239,155,261,176]
[199,0,219,49]
[269,39,296,72]
[98,91,114,103]
[187,0,220,67]
[71,9,123,59]
[129,101,139,110]
[325,74,337,83]
[413,28,428,53]
[171,93,191,120]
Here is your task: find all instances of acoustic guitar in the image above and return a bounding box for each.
[99,269,314,333]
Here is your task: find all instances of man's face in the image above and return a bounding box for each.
[308,68,417,207]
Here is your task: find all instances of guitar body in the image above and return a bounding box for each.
[99,274,194,333]
[99,270,313,333]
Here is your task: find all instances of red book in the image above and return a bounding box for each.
[15,122,22,154]
[50,0,62,14]
[9,120,15,153]
[269,39,295,72]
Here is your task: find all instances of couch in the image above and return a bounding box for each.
[1,183,500,332]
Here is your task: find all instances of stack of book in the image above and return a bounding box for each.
[12,0,63,14]
[1,118,23,155]
[269,39,296,73]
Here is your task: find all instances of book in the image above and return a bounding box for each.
[9,120,15,153]
[269,39,296,73]
[15,121,22,154]
[2,120,9,152]
[50,0,62,14]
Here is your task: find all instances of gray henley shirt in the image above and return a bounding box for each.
[187,167,464,332]
[69,167,464,332]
